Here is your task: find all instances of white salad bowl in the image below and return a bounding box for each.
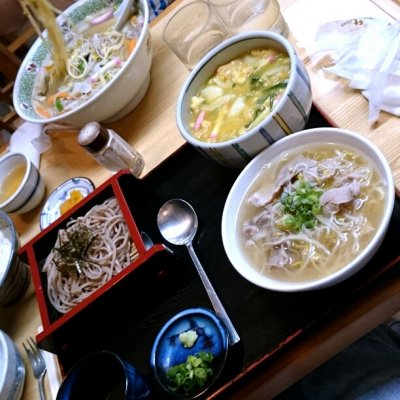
[176,31,313,168]
[221,128,395,292]
[13,0,152,127]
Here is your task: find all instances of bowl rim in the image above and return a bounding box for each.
[150,307,229,399]
[13,0,150,125]
[0,152,31,210]
[176,30,299,149]
[56,350,130,398]
[221,127,395,292]
[0,211,19,288]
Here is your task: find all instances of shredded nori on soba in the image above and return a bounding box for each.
[53,224,98,276]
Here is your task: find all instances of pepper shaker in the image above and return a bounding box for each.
[78,122,144,178]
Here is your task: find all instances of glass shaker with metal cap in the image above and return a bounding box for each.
[78,122,144,178]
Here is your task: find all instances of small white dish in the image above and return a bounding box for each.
[39,177,95,230]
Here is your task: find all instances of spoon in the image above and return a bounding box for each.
[140,231,153,251]
[157,199,240,345]
[114,0,135,31]
[140,231,174,254]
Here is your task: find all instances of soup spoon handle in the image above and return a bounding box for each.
[186,243,240,345]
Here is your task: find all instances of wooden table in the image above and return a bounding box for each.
[1,0,400,399]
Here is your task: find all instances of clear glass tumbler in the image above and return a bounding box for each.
[162,0,230,70]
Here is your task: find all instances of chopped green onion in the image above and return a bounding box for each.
[280,181,322,232]
[167,352,214,393]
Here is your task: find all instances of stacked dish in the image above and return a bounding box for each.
[0,330,25,400]
[0,211,30,306]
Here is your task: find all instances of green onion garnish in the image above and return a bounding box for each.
[167,352,214,393]
[280,181,322,232]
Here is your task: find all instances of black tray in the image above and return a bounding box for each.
[50,105,400,398]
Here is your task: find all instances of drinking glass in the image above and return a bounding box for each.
[162,1,229,70]
[207,0,289,36]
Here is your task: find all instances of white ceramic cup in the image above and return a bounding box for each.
[208,0,289,36]
[162,0,230,70]
[0,152,45,214]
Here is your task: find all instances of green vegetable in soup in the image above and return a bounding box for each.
[280,180,323,232]
[167,352,214,393]
[189,48,290,143]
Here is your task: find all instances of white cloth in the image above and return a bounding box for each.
[283,0,400,124]
[9,122,51,168]
[311,18,400,124]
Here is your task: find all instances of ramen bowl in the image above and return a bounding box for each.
[0,211,31,306]
[150,307,228,399]
[176,31,312,168]
[221,127,395,292]
[13,0,152,127]
[0,152,46,214]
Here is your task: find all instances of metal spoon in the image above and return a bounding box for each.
[114,0,135,31]
[157,199,240,345]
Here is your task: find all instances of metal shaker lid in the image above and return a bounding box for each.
[78,122,109,153]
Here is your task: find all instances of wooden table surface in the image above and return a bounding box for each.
[1,0,400,399]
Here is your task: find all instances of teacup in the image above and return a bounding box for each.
[0,152,45,214]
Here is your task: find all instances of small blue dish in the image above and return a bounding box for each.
[150,307,229,399]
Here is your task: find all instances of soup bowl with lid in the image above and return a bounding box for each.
[13,0,152,127]
[176,30,312,168]
[221,127,395,292]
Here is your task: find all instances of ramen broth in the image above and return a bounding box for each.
[189,48,290,143]
[238,143,385,283]
[0,164,26,204]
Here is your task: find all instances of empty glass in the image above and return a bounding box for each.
[208,0,289,36]
[162,1,229,70]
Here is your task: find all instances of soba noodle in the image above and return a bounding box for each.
[239,143,386,283]
[43,197,138,313]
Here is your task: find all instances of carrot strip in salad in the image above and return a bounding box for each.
[36,106,51,118]
[47,91,73,106]
[124,38,137,57]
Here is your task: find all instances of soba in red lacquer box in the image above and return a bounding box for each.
[18,170,175,356]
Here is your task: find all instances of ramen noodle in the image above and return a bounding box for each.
[43,197,138,313]
[238,143,385,283]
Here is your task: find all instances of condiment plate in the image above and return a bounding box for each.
[39,177,95,230]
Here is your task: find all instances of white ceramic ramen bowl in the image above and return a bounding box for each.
[176,31,312,168]
[0,152,45,214]
[221,127,395,292]
[13,0,152,127]
[0,330,26,400]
